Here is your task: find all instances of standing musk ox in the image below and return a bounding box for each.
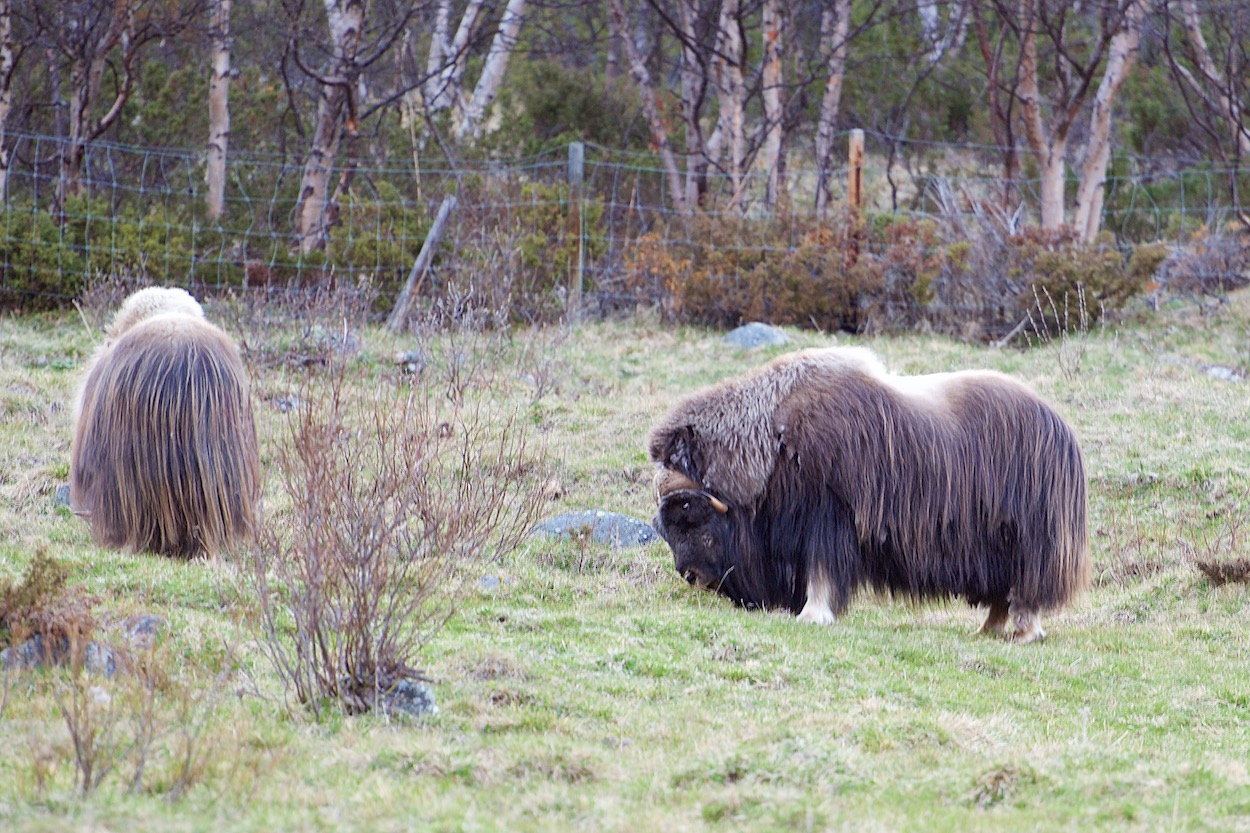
[70,287,261,558]
[648,347,1089,643]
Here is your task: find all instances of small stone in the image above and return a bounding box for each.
[1203,364,1241,382]
[395,350,426,374]
[54,484,71,506]
[722,322,790,350]
[477,575,502,592]
[532,511,658,549]
[374,679,438,719]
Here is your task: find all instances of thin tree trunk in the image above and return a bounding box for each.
[56,5,130,211]
[715,0,746,209]
[1175,0,1250,157]
[815,0,851,216]
[760,0,784,209]
[206,0,233,221]
[1017,0,1065,229]
[456,0,526,142]
[608,0,688,214]
[1073,0,1145,241]
[677,0,708,209]
[424,0,484,118]
[0,0,13,199]
[971,0,1018,209]
[295,0,366,255]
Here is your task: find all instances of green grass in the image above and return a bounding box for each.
[2,296,1250,831]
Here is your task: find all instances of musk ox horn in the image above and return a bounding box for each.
[70,288,261,559]
[653,466,730,513]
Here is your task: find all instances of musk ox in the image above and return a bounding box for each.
[70,287,261,558]
[648,347,1089,643]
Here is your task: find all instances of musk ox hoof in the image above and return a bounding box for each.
[796,601,837,626]
[1007,607,1046,644]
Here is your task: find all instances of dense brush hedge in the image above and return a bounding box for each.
[3,193,1244,340]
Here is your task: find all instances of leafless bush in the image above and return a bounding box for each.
[1026,284,1097,380]
[50,640,251,798]
[251,358,546,717]
[1160,233,1250,303]
[57,648,126,794]
[1180,493,1250,585]
[218,280,377,370]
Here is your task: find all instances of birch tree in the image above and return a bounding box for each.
[206,0,232,220]
[0,0,18,199]
[814,0,852,216]
[759,0,785,208]
[422,0,484,119]
[607,0,688,214]
[1007,0,1136,229]
[455,0,526,141]
[1072,0,1147,241]
[32,0,200,213]
[1162,0,1250,159]
[293,0,366,253]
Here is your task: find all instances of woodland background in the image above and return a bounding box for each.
[1,0,1249,336]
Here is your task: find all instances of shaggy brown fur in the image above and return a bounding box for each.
[70,289,260,558]
[648,347,1090,642]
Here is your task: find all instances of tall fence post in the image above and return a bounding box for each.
[847,129,864,268]
[848,129,864,217]
[568,141,585,325]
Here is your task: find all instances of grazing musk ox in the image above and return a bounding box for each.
[70,287,261,558]
[648,347,1089,643]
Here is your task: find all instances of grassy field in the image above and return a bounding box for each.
[1,293,1249,832]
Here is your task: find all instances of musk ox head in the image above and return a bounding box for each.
[70,288,261,559]
[652,467,737,591]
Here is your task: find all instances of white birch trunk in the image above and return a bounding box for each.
[815,0,851,216]
[0,0,13,199]
[1017,0,1066,229]
[206,0,232,221]
[456,0,526,142]
[424,0,484,118]
[760,0,784,209]
[1073,0,1144,241]
[715,0,745,209]
[296,0,365,254]
[607,0,688,214]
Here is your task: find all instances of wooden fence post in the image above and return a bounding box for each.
[847,129,864,267]
[386,194,458,333]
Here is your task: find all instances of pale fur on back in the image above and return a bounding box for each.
[107,286,204,340]
[647,347,886,506]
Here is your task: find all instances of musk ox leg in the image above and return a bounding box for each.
[979,602,1010,637]
[1007,602,1046,644]
[796,573,837,625]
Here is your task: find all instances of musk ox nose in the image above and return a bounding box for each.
[683,570,698,585]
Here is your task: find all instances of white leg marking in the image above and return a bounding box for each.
[796,574,837,625]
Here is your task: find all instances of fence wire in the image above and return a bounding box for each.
[1,129,1245,310]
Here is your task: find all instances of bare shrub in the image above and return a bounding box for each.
[1160,232,1250,302]
[46,641,259,798]
[251,358,546,717]
[218,280,377,370]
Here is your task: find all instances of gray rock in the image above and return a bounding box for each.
[477,575,502,591]
[0,615,162,678]
[54,484,71,506]
[1203,364,1242,382]
[1,635,117,677]
[532,511,658,549]
[373,679,438,719]
[723,322,790,350]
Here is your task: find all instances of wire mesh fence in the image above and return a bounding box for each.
[1,128,1245,315]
